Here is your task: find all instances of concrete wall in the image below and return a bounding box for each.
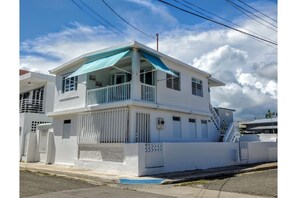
[52,115,78,165]
[19,113,53,158]
[247,142,277,163]
[44,81,55,113]
[74,143,141,176]
[137,142,239,176]
[157,58,210,113]
[240,134,277,142]
[53,62,87,112]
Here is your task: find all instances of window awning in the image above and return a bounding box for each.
[140,51,176,76]
[68,49,131,78]
[67,48,176,78]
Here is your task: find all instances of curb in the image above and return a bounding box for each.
[161,164,277,184]
[20,166,117,185]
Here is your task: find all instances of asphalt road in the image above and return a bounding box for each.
[185,169,277,197]
[20,170,172,198]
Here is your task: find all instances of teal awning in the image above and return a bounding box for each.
[140,51,176,76]
[68,49,131,78]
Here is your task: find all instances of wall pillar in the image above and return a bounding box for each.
[131,48,141,101]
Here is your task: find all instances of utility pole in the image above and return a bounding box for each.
[156,33,159,51]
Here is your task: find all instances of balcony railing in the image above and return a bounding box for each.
[87,82,131,105]
[19,99,44,113]
[141,83,156,103]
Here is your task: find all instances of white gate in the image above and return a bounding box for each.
[136,113,150,143]
[78,108,129,144]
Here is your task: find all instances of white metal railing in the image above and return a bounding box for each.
[209,104,220,129]
[87,82,131,105]
[19,99,44,113]
[141,83,156,103]
[223,122,240,142]
[78,108,129,144]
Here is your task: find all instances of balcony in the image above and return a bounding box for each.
[87,82,156,106]
[19,99,44,113]
[87,82,131,106]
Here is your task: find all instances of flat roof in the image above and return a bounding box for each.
[248,126,277,130]
[241,118,277,125]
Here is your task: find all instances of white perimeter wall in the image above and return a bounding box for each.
[52,115,78,165]
[72,141,277,176]
[240,134,277,142]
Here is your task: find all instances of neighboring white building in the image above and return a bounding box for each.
[19,70,55,161]
[239,118,278,142]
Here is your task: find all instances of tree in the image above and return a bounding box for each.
[265,109,277,118]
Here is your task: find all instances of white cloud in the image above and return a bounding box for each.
[125,0,177,25]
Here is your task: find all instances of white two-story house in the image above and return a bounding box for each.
[47,41,227,169]
[19,70,55,161]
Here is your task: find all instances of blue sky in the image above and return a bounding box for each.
[19,0,278,120]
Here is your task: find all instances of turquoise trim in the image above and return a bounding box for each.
[68,49,130,78]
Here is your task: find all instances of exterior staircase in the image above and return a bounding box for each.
[223,122,240,142]
[209,104,220,132]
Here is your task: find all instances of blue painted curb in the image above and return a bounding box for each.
[119,178,164,184]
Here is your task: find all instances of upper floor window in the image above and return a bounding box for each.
[62,75,78,93]
[192,78,203,97]
[166,71,180,91]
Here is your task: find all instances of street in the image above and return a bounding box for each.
[179,169,277,197]
[20,170,172,198]
[20,169,277,198]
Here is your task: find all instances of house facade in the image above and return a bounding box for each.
[47,41,226,165]
[19,70,55,160]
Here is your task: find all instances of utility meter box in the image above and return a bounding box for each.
[156,117,165,130]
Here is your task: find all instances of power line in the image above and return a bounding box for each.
[176,0,276,45]
[71,0,125,38]
[157,0,277,46]
[100,0,155,39]
[237,0,277,23]
[77,0,127,37]
[225,0,277,32]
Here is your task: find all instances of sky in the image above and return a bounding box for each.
[19,0,278,120]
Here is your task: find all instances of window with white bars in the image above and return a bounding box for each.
[62,75,78,93]
[166,71,180,91]
[192,78,203,97]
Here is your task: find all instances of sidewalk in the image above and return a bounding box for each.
[20,161,277,185]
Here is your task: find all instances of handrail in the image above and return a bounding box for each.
[223,122,240,142]
[209,104,220,128]
[87,82,131,93]
[140,83,155,88]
